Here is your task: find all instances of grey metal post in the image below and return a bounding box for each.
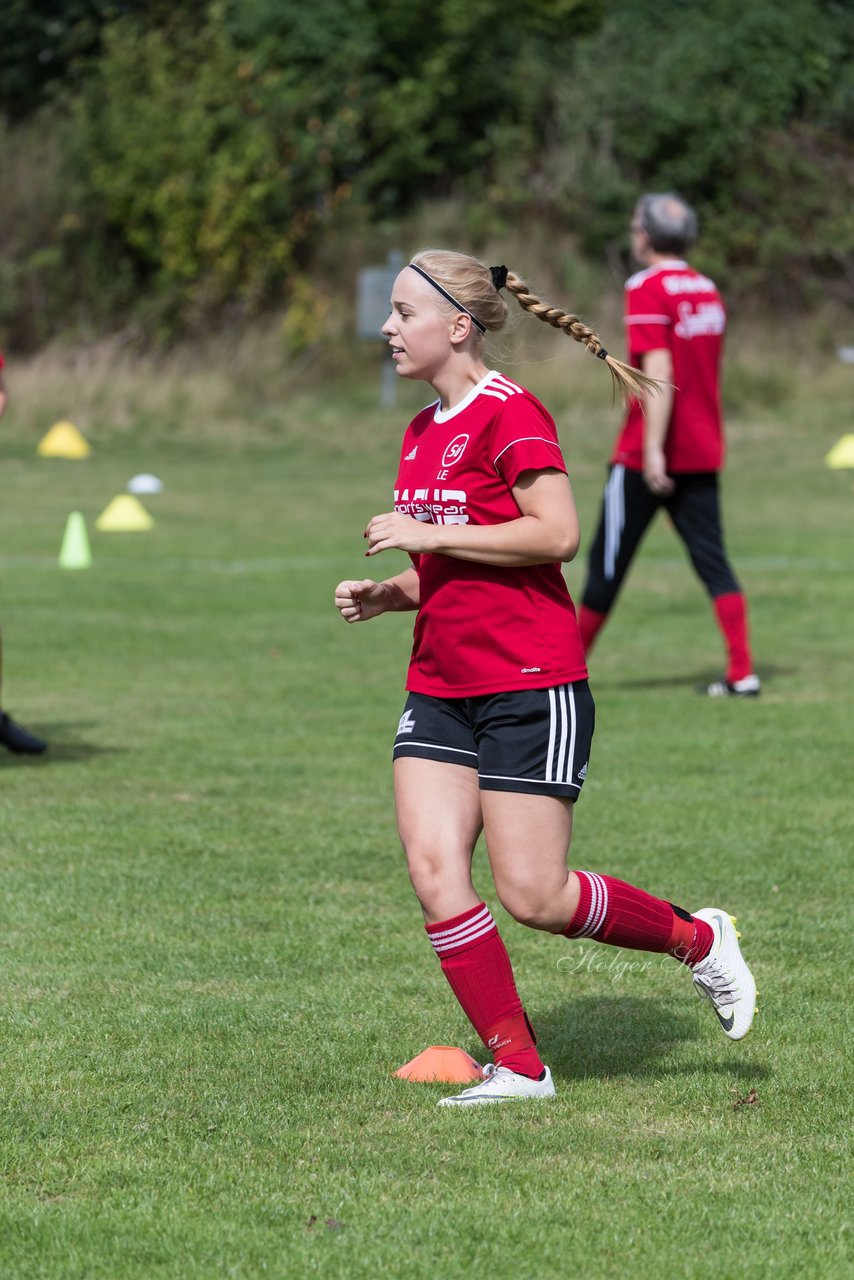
[357,249,405,409]
[381,348,397,408]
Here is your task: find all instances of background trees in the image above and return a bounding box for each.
[0,0,851,346]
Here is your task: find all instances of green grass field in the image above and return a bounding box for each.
[0,339,852,1278]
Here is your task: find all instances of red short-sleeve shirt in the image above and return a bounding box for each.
[393,370,588,697]
[612,260,726,473]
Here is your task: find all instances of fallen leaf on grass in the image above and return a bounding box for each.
[731,1087,760,1108]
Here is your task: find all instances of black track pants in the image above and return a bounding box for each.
[581,465,741,615]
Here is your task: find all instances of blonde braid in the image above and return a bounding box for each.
[505,271,664,404]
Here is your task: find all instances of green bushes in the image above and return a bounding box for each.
[0,0,850,348]
[544,0,854,302]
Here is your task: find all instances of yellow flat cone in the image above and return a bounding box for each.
[394,1046,484,1083]
[96,494,153,532]
[38,421,91,459]
[59,511,92,569]
[826,434,854,468]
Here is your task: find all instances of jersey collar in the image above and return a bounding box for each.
[433,370,501,423]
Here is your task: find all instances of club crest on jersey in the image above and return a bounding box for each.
[441,434,469,468]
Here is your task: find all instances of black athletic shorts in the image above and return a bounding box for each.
[392,682,595,800]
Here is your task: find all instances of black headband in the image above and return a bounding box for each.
[408,264,487,333]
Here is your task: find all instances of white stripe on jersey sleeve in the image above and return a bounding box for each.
[492,373,524,395]
[493,436,563,468]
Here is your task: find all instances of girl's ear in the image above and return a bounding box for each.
[448,312,474,347]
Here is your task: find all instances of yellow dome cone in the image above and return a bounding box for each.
[825,434,854,469]
[38,421,91,460]
[96,494,153,532]
[59,511,92,569]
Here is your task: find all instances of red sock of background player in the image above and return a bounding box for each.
[426,903,545,1079]
[563,872,713,965]
[578,604,608,655]
[712,591,753,683]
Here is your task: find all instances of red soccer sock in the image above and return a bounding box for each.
[563,871,713,966]
[426,903,545,1078]
[578,604,608,655]
[713,591,753,683]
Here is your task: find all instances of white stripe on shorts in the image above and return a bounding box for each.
[546,688,558,783]
[565,685,577,783]
[479,773,581,790]
[546,684,578,785]
[393,740,478,757]
[555,685,570,781]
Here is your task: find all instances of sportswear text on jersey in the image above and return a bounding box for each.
[674,301,725,339]
[394,487,469,525]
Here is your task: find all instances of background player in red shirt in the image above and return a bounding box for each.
[0,351,47,756]
[578,193,759,697]
[335,250,757,1105]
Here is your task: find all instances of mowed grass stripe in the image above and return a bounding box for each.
[0,381,851,1277]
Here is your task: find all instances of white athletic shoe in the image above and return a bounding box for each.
[690,908,758,1041]
[704,674,761,698]
[437,1063,556,1107]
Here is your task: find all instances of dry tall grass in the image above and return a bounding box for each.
[3,212,850,461]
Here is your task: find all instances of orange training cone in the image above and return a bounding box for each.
[394,1046,484,1083]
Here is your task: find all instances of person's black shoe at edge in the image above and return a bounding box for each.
[0,712,47,754]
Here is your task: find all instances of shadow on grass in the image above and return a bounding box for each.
[0,720,127,766]
[537,994,770,1083]
[602,661,794,693]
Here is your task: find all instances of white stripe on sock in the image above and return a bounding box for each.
[428,904,491,944]
[575,871,599,937]
[431,918,497,953]
[587,872,609,935]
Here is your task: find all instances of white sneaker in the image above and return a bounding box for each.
[690,908,758,1041]
[705,674,761,697]
[437,1063,556,1107]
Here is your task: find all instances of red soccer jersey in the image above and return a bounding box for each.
[393,370,588,697]
[612,260,726,473]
